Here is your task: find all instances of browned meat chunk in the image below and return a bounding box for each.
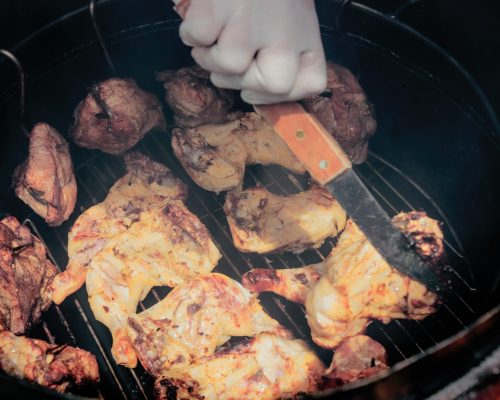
[324,335,388,386]
[156,65,239,128]
[72,78,166,155]
[302,62,377,163]
[13,123,77,227]
[0,216,56,335]
[0,331,99,392]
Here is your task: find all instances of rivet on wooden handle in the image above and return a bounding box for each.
[254,103,352,185]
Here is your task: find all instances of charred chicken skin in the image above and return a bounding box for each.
[224,185,347,254]
[324,335,388,386]
[156,66,240,128]
[87,203,221,368]
[51,152,187,305]
[0,331,99,392]
[13,123,77,227]
[0,216,56,335]
[243,212,442,348]
[127,273,282,376]
[172,112,306,192]
[154,332,325,400]
[72,78,166,155]
[302,62,377,163]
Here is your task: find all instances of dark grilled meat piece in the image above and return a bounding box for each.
[0,331,99,392]
[302,62,377,163]
[156,66,240,128]
[13,123,77,227]
[0,216,56,335]
[72,78,166,155]
[324,335,388,386]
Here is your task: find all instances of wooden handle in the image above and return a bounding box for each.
[254,103,351,185]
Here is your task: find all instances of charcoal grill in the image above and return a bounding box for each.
[0,0,499,399]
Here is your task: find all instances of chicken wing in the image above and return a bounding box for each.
[156,66,240,128]
[87,203,221,367]
[0,331,99,393]
[302,62,377,163]
[154,332,325,400]
[51,152,187,304]
[127,273,282,376]
[324,335,388,387]
[224,185,347,254]
[13,123,77,227]
[72,78,166,155]
[243,212,442,349]
[0,216,56,335]
[172,112,306,192]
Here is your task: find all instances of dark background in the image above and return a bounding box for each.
[1,0,499,117]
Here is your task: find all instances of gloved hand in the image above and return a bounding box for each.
[173,0,327,104]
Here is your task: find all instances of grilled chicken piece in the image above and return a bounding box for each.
[324,335,388,386]
[172,112,306,192]
[127,273,282,376]
[154,332,325,400]
[72,78,166,155]
[87,203,221,368]
[243,212,442,348]
[0,331,98,392]
[13,123,77,227]
[156,66,240,128]
[242,264,324,304]
[224,185,347,254]
[302,62,377,164]
[0,216,56,335]
[51,152,187,305]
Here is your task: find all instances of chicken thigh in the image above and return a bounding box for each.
[172,112,306,192]
[51,153,187,304]
[127,273,282,376]
[243,212,442,348]
[154,332,325,400]
[224,185,347,254]
[87,203,221,367]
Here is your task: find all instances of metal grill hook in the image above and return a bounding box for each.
[89,0,117,74]
[0,49,29,138]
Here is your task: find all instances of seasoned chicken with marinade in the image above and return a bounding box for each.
[87,203,221,368]
[51,152,187,304]
[172,112,306,192]
[243,212,442,349]
[13,123,77,227]
[127,273,282,376]
[0,216,56,335]
[0,331,99,392]
[224,185,347,254]
[154,332,325,400]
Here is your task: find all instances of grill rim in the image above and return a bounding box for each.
[0,0,498,398]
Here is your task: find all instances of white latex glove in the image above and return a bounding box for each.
[174,0,327,104]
